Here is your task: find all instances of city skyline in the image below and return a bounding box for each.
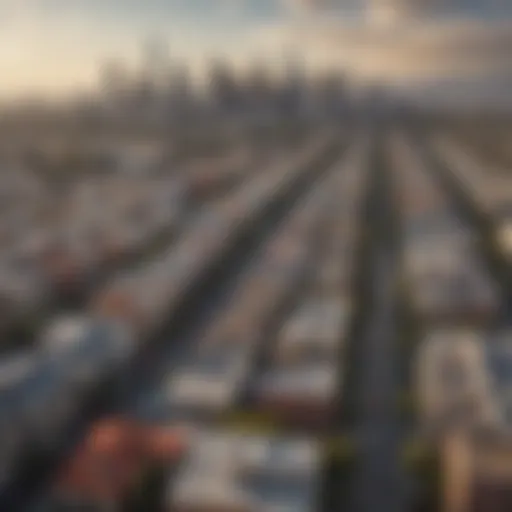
[1,0,512,101]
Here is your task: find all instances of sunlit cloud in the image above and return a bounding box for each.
[248,16,512,83]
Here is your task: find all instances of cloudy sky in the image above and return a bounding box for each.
[1,0,512,99]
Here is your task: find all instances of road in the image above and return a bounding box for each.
[408,119,512,324]
[349,131,412,512]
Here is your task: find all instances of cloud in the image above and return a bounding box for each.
[281,0,512,25]
[275,0,361,20]
[282,0,336,10]
[248,16,512,83]
[281,0,441,18]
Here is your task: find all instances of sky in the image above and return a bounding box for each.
[1,0,512,100]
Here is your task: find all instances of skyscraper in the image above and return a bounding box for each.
[141,37,171,90]
[207,58,239,112]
